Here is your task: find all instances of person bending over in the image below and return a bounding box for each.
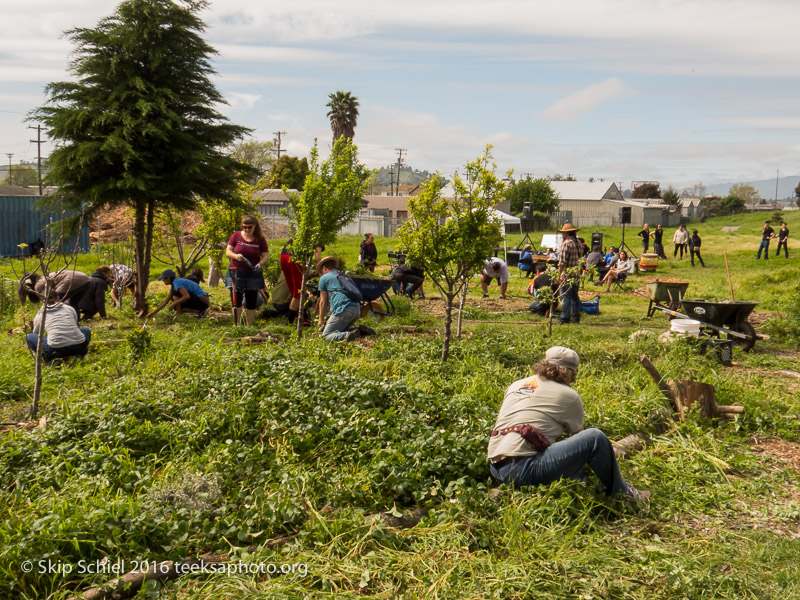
[481,257,509,299]
[78,266,114,321]
[390,257,424,298]
[488,346,649,502]
[144,269,210,319]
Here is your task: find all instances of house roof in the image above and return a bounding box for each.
[254,188,297,203]
[549,181,623,201]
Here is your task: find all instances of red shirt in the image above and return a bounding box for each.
[227,231,268,271]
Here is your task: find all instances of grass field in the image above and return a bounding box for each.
[0,212,799,599]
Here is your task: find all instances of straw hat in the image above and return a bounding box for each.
[316,256,338,272]
[557,222,580,233]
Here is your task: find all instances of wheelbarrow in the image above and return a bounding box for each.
[651,299,759,352]
[352,277,396,318]
[644,279,690,317]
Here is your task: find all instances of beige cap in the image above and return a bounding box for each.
[545,346,580,371]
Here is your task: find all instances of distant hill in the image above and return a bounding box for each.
[374,166,446,187]
[704,176,799,201]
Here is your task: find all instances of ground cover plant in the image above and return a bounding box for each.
[1,212,799,599]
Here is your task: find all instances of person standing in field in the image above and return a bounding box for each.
[225,215,268,326]
[672,224,689,259]
[775,222,789,258]
[756,221,775,260]
[688,229,706,267]
[637,223,653,254]
[359,233,378,272]
[557,223,583,324]
[653,224,667,259]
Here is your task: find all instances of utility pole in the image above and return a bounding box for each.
[273,131,287,160]
[5,153,13,186]
[394,148,406,196]
[29,125,47,195]
[388,166,395,196]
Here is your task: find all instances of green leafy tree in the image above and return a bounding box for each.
[794,182,800,208]
[728,183,759,207]
[719,195,747,215]
[662,186,680,205]
[2,165,39,187]
[266,155,309,190]
[286,137,372,337]
[326,90,359,143]
[631,183,661,199]
[506,176,559,215]
[398,147,506,362]
[31,0,254,314]
[232,139,275,183]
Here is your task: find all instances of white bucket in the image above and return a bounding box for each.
[671,319,701,337]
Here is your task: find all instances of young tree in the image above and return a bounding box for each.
[31,0,254,315]
[506,176,559,215]
[286,138,373,337]
[398,147,507,362]
[326,91,359,143]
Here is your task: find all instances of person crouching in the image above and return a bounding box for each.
[26,291,91,362]
[488,346,650,502]
[316,256,362,342]
[144,269,210,319]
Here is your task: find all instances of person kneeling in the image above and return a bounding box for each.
[316,256,366,342]
[27,293,91,362]
[488,346,650,502]
[144,269,210,319]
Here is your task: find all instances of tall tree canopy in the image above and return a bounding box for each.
[266,155,310,190]
[506,176,559,215]
[326,91,359,143]
[631,183,661,199]
[231,139,275,183]
[31,0,253,312]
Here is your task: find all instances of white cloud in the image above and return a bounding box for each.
[541,78,629,123]
[225,92,262,110]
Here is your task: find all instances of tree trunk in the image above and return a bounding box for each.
[456,286,467,338]
[133,197,147,315]
[295,265,308,339]
[441,292,454,362]
[208,259,221,287]
[30,291,50,421]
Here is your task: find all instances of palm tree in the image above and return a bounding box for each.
[326,91,359,144]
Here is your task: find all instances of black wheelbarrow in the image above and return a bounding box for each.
[352,278,396,318]
[652,299,759,352]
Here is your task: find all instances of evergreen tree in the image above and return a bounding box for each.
[31,0,253,313]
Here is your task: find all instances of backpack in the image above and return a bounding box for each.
[335,273,363,303]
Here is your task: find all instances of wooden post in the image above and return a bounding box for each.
[723,251,735,301]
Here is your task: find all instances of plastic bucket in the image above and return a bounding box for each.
[639,253,659,272]
[671,318,701,337]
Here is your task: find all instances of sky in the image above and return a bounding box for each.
[2,0,800,192]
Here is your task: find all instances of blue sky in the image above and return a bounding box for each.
[2,0,799,191]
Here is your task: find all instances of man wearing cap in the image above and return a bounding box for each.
[316,256,364,342]
[488,346,650,502]
[143,269,210,319]
[557,223,583,324]
[480,257,509,299]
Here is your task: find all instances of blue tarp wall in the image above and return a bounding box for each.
[0,196,90,257]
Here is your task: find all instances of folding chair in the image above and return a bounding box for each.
[611,271,629,292]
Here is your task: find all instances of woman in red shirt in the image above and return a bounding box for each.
[225,215,268,326]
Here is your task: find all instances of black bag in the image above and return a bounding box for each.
[335,273,363,303]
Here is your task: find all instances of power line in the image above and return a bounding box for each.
[394,147,407,196]
[29,125,47,195]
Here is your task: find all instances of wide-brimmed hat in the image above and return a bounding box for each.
[523,244,532,251]
[557,222,580,233]
[316,256,338,272]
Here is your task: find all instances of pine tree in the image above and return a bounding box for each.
[32,0,254,313]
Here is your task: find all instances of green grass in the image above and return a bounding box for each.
[1,212,799,599]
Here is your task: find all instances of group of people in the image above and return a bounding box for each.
[757,221,790,260]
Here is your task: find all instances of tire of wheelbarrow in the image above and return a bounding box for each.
[728,321,756,352]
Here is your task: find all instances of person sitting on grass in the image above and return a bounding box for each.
[144,269,210,319]
[390,257,425,298]
[597,250,634,292]
[316,256,373,341]
[26,291,91,363]
[518,244,535,278]
[488,346,650,503]
[527,263,558,316]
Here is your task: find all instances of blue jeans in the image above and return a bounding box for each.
[490,428,628,497]
[756,239,770,259]
[26,328,91,362]
[559,281,581,324]
[322,303,361,341]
